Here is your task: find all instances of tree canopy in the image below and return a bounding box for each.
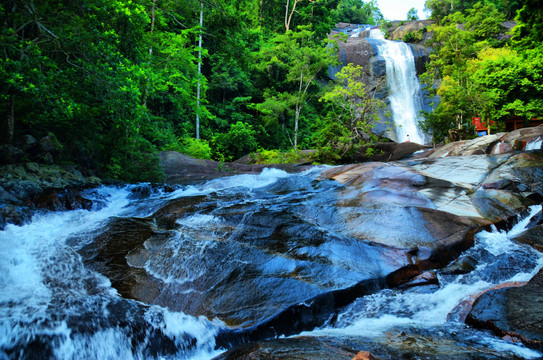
[419,0,542,144]
[1,0,541,181]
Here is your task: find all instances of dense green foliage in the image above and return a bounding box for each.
[330,0,383,24]
[1,0,541,181]
[316,64,385,162]
[420,0,543,145]
[424,0,522,23]
[0,0,363,180]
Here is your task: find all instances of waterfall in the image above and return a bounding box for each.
[369,29,428,144]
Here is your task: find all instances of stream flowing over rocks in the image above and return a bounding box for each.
[1,127,543,359]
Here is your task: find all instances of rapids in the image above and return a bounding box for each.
[1,168,542,359]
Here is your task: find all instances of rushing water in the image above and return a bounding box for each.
[369,29,428,144]
[306,205,543,359]
[526,136,542,151]
[1,168,542,359]
[0,186,225,359]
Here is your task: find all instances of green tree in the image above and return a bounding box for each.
[256,26,337,151]
[419,3,507,141]
[212,121,258,161]
[467,47,543,123]
[259,0,340,37]
[203,0,261,139]
[316,63,385,161]
[331,0,383,24]
[510,0,543,51]
[407,7,419,21]
[0,0,206,181]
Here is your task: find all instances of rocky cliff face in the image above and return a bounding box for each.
[386,20,434,43]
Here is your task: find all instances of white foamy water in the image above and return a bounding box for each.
[0,186,225,359]
[526,137,542,151]
[369,29,428,144]
[199,167,290,192]
[304,205,543,358]
[0,168,305,359]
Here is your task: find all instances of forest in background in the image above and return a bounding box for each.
[0,0,541,181]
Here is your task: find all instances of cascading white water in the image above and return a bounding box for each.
[526,136,542,151]
[369,29,428,144]
[2,167,542,359]
[304,204,543,359]
[0,186,225,360]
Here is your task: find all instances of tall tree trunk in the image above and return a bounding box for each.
[285,0,299,32]
[143,0,157,108]
[285,0,290,31]
[294,104,300,151]
[196,1,203,140]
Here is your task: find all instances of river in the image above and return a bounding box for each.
[1,168,541,359]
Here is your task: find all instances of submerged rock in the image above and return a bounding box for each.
[214,331,508,360]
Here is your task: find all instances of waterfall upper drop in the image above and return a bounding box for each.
[369,29,428,144]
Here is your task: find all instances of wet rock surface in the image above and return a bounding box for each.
[0,162,101,228]
[214,331,509,360]
[76,137,543,354]
[80,145,542,350]
[324,150,543,222]
[159,151,312,184]
[81,174,413,330]
[467,269,543,349]
[515,225,543,251]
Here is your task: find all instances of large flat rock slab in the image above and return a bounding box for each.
[323,152,542,222]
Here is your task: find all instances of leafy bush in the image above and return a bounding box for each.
[163,138,212,160]
[253,148,307,164]
[103,136,164,183]
[212,122,258,162]
[403,30,423,43]
[180,138,212,159]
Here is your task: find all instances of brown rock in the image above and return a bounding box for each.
[31,188,93,211]
[320,162,385,186]
[427,125,543,158]
[213,336,362,360]
[499,125,543,151]
[335,38,376,71]
[399,271,438,289]
[515,224,543,252]
[352,350,378,360]
[159,151,311,184]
